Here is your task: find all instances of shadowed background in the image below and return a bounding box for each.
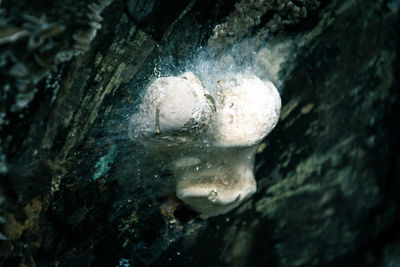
[0,0,399,266]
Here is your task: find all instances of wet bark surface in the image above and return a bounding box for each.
[1,0,400,266]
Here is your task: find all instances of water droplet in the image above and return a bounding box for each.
[195,166,200,171]
[208,190,218,202]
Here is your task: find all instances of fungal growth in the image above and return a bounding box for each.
[129,72,281,218]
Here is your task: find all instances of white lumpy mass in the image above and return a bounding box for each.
[128,71,281,218]
[213,74,281,147]
[129,72,212,138]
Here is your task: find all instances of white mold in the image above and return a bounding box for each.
[129,71,281,218]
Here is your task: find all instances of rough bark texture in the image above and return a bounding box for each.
[1,0,400,266]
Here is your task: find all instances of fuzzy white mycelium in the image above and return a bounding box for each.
[129,71,281,218]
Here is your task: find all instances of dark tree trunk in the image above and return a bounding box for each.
[1,0,400,266]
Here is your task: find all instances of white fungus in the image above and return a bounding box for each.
[213,74,281,147]
[129,71,281,218]
[128,72,213,139]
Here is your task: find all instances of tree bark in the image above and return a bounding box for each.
[1,0,400,266]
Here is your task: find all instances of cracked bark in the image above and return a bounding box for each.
[1,0,399,266]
